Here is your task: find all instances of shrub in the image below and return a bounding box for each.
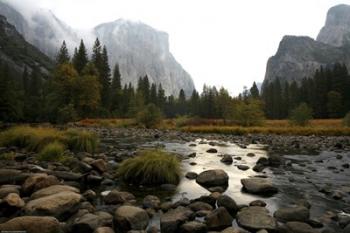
[37,141,66,162]
[136,104,163,128]
[289,103,313,126]
[117,149,181,185]
[0,126,64,151]
[343,112,350,127]
[64,128,99,153]
[231,100,265,126]
[57,104,78,124]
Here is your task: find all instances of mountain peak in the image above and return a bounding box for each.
[317,4,350,47]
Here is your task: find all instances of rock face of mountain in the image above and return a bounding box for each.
[264,4,350,85]
[0,15,53,74]
[0,1,195,96]
[95,19,195,96]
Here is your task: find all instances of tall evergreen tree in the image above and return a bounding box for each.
[73,39,89,74]
[110,63,122,114]
[56,41,70,65]
[250,82,260,98]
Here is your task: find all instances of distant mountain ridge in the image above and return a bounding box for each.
[0,0,195,96]
[263,4,350,86]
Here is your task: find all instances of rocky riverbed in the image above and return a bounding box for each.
[0,127,350,233]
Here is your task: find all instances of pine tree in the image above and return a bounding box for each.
[27,66,43,122]
[56,41,70,65]
[73,39,89,74]
[157,84,166,111]
[110,63,122,114]
[189,89,200,116]
[150,83,157,104]
[250,82,260,98]
[177,89,186,115]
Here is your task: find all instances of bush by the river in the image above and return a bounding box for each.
[136,104,163,128]
[117,149,181,185]
[289,103,313,126]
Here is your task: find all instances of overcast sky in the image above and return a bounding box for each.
[8,0,350,95]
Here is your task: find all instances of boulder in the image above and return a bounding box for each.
[221,155,233,165]
[196,170,228,188]
[160,206,194,233]
[221,227,242,233]
[90,159,107,173]
[2,193,25,208]
[241,178,278,195]
[237,165,250,171]
[72,212,113,233]
[0,185,20,198]
[180,221,207,233]
[48,171,82,181]
[236,206,277,231]
[94,227,115,233]
[114,205,149,232]
[104,190,136,205]
[205,207,233,230]
[0,216,61,233]
[185,172,198,179]
[143,195,160,209]
[25,191,82,219]
[31,185,80,199]
[0,169,29,184]
[188,201,213,211]
[274,206,310,222]
[284,221,318,233]
[217,195,238,216]
[22,173,60,194]
[207,148,218,153]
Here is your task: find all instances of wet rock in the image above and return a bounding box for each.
[95,227,115,233]
[173,198,190,208]
[160,206,194,233]
[337,213,350,228]
[274,206,310,222]
[189,201,213,212]
[180,221,207,233]
[22,173,60,194]
[49,171,82,181]
[221,227,242,233]
[246,153,256,157]
[72,212,113,233]
[104,190,136,205]
[342,163,350,169]
[217,195,238,216]
[0,216,61,233]
[0,185,20,198]
[331,190,344,200]
[284,221,318,233]
[114,205,149,232]
[241,178,278,195]
[31,185,80,199]
[208,186,227,193]
[83,190,97,201]
[24,191,82,219]
[234,156,242,160]
[189,162,197,166]
[253,164,265,172]
[188,152,196,158]
[194,195,217,207]
[90,159,107,173]
[236,206,277,231]
[143,195,160,209]
[237,165,250,171]
[0,193,25,216]
[196,169,229,188]
[249,200,267,207]
[220,155,233,165]
[306,219,323,228]
[207,148,218,153]
[205,207,233,230]
[160,184,177,191]
[0,169,29,184]
[256,157,269,166]
[185,172,198,179]
[268,154,283,166]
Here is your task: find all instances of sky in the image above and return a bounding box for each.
[7,0,350,95]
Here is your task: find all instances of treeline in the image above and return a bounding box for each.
[262,63,350,119]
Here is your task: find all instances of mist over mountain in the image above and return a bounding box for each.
[0,0,194,96]
[264,4,350,86]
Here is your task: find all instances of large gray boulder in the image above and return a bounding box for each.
[205,207,233,230]
[241,178,278,195]
[274,206,310,222]
[31,185,80,199]
[196,170,229,188]
[160,206,194,233]
[284,221,318,233]
[114,205,149,232]
[236,206,277,231]
[0,216,61,233]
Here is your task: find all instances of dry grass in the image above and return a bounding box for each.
[76,118,134,128]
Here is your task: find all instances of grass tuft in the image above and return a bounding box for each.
[117,149,181,185]
[0,151,16,160]
[64,128,99,153]
[37,141,66,162]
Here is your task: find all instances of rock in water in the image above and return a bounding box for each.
[241,178,278,195]
[24,191,82,219]
[114,205,149,232]
[236,206,277,231]
[0,216,61,233]
[205,207,233,230]
[274,206,310,222]
[160,206,194,233]
[196,169,229,188]
[31,185,80,199]
[22,173,60,194]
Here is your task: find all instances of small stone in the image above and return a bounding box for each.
[237,165,250,171]
[185,172,198,179]
[249,200,267,207]
[220,155,233,165]
[143,195,160,209]
[207,148,218,153]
